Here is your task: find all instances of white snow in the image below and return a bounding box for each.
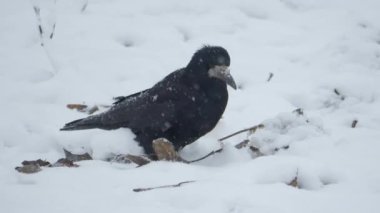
[1,0,380,212]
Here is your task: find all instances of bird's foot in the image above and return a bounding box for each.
[152,138,187,162]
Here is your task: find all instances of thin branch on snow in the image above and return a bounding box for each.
[188,148,223,163]
[31,3,59,74]
[49,23,56,39]
[81,0,89,13]
[133,180,195,192]
[33,6,44,46]
[267,72,274,82]
[185,124,266,162]
[352,119,358,128]
[334,88,345,100]
[218,124,265,142]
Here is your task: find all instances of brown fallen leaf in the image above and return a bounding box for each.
[106,154,133,164]
[288,170,300,188]
[105,153,152,166]
[52,158,79,167]
[15,164,42,174]
[16,159,52,174]
[63,149,92,162]
[288,176,299,188]
[66,103,109,115]
[218,124,265,142]
[125,154,151,166]
[67,104,88,111]
[66,104,99,115]
[22,159,51,167]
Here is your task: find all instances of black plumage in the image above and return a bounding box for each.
[61,46,236,156]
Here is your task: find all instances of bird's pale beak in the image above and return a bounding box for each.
[208,65,237,90]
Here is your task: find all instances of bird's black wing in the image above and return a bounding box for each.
[100,69,186,131]
[112,89,149,105]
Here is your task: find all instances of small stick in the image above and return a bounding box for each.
[333,88,341,96]
[33,6,44,46]
[133,180,195,192]
[32,4,59,73]
[49,23,56,39]
[267,72,274,82]
[334,88,345,100]
[188,148,223,163]
[81,0,89,13]
[351,120,358,128]
[218,124,264,142]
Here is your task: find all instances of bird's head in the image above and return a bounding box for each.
[188,45,237,90]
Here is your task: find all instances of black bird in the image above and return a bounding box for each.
[61,46,236,156]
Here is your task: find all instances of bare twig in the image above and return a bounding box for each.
[32,3,59,74]
[81,0,89,13]
[218,124,264,142]
[188,148,223,163]
[334,88,345,100]
[49,23,56,39]
[352,120,358,128]
[133,180,195,192]
[333,88,341,96]
[267,72,274,82]
[33,6,44,46]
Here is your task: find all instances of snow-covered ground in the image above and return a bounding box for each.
[1,0,380,212]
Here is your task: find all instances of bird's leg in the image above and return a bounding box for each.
[152,138,187,162]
